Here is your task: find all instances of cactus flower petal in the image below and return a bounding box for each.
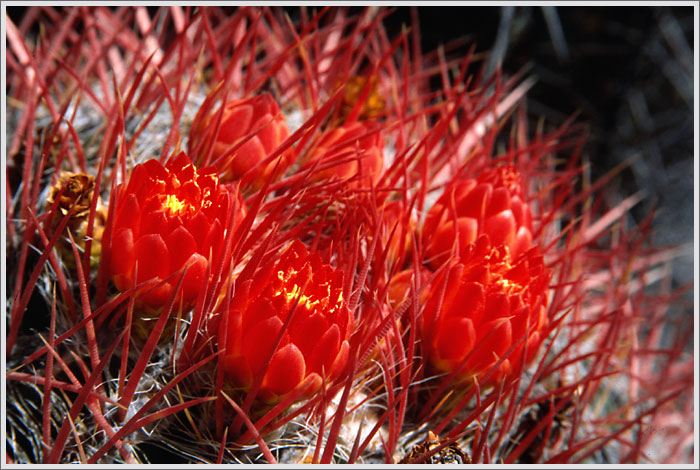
[262,344,306,398]
[435,317,476,362]
[424,164,534,269]
[134,233,169,283]
[308,324,341,377]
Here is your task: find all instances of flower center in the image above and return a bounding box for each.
[275,270,321,310]
[162,194,190,217]
[273,268,344,314]
[278,282,321,310]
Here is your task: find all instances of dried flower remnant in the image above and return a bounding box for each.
[399,431,471,464]
[48,173,95,219]
[300,121,384,189]
[188,91,294,191]
[219,240,352,404]
[46,172,107,264]
[423,164,534,269]
[106,152,243,310]
[421,236,551,386]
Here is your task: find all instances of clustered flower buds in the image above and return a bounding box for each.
[106,89,549,406]
[107,152,243,310]
[219,240,352,403]
[188,92,294,191]
[63,32,581,458]
[418,164,550,385]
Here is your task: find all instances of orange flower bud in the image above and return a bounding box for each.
[188,92,293,191]
[423,164,533,269]
[421,236,551,386]
[301,121,384,188]
[106,152,244,310]
[220,240,352,404]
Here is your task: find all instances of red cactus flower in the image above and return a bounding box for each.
[188,92,294,191]
[421,236,551,386]
[220,240,352,403]
[300,121,384,188]
[423,164,533,269]
[107,152,244,310]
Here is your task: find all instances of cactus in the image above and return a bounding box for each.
[5,6,694,464]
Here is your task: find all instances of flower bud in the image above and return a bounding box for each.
[421,236,551,386]
[106,152,244,311]
[301,121,384,188]
[188,92,293,191]
[220,240,352,404]
[423,164,533,269]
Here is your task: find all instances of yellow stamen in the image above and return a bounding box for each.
[163,194,187,216]
[275,282,321,310]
